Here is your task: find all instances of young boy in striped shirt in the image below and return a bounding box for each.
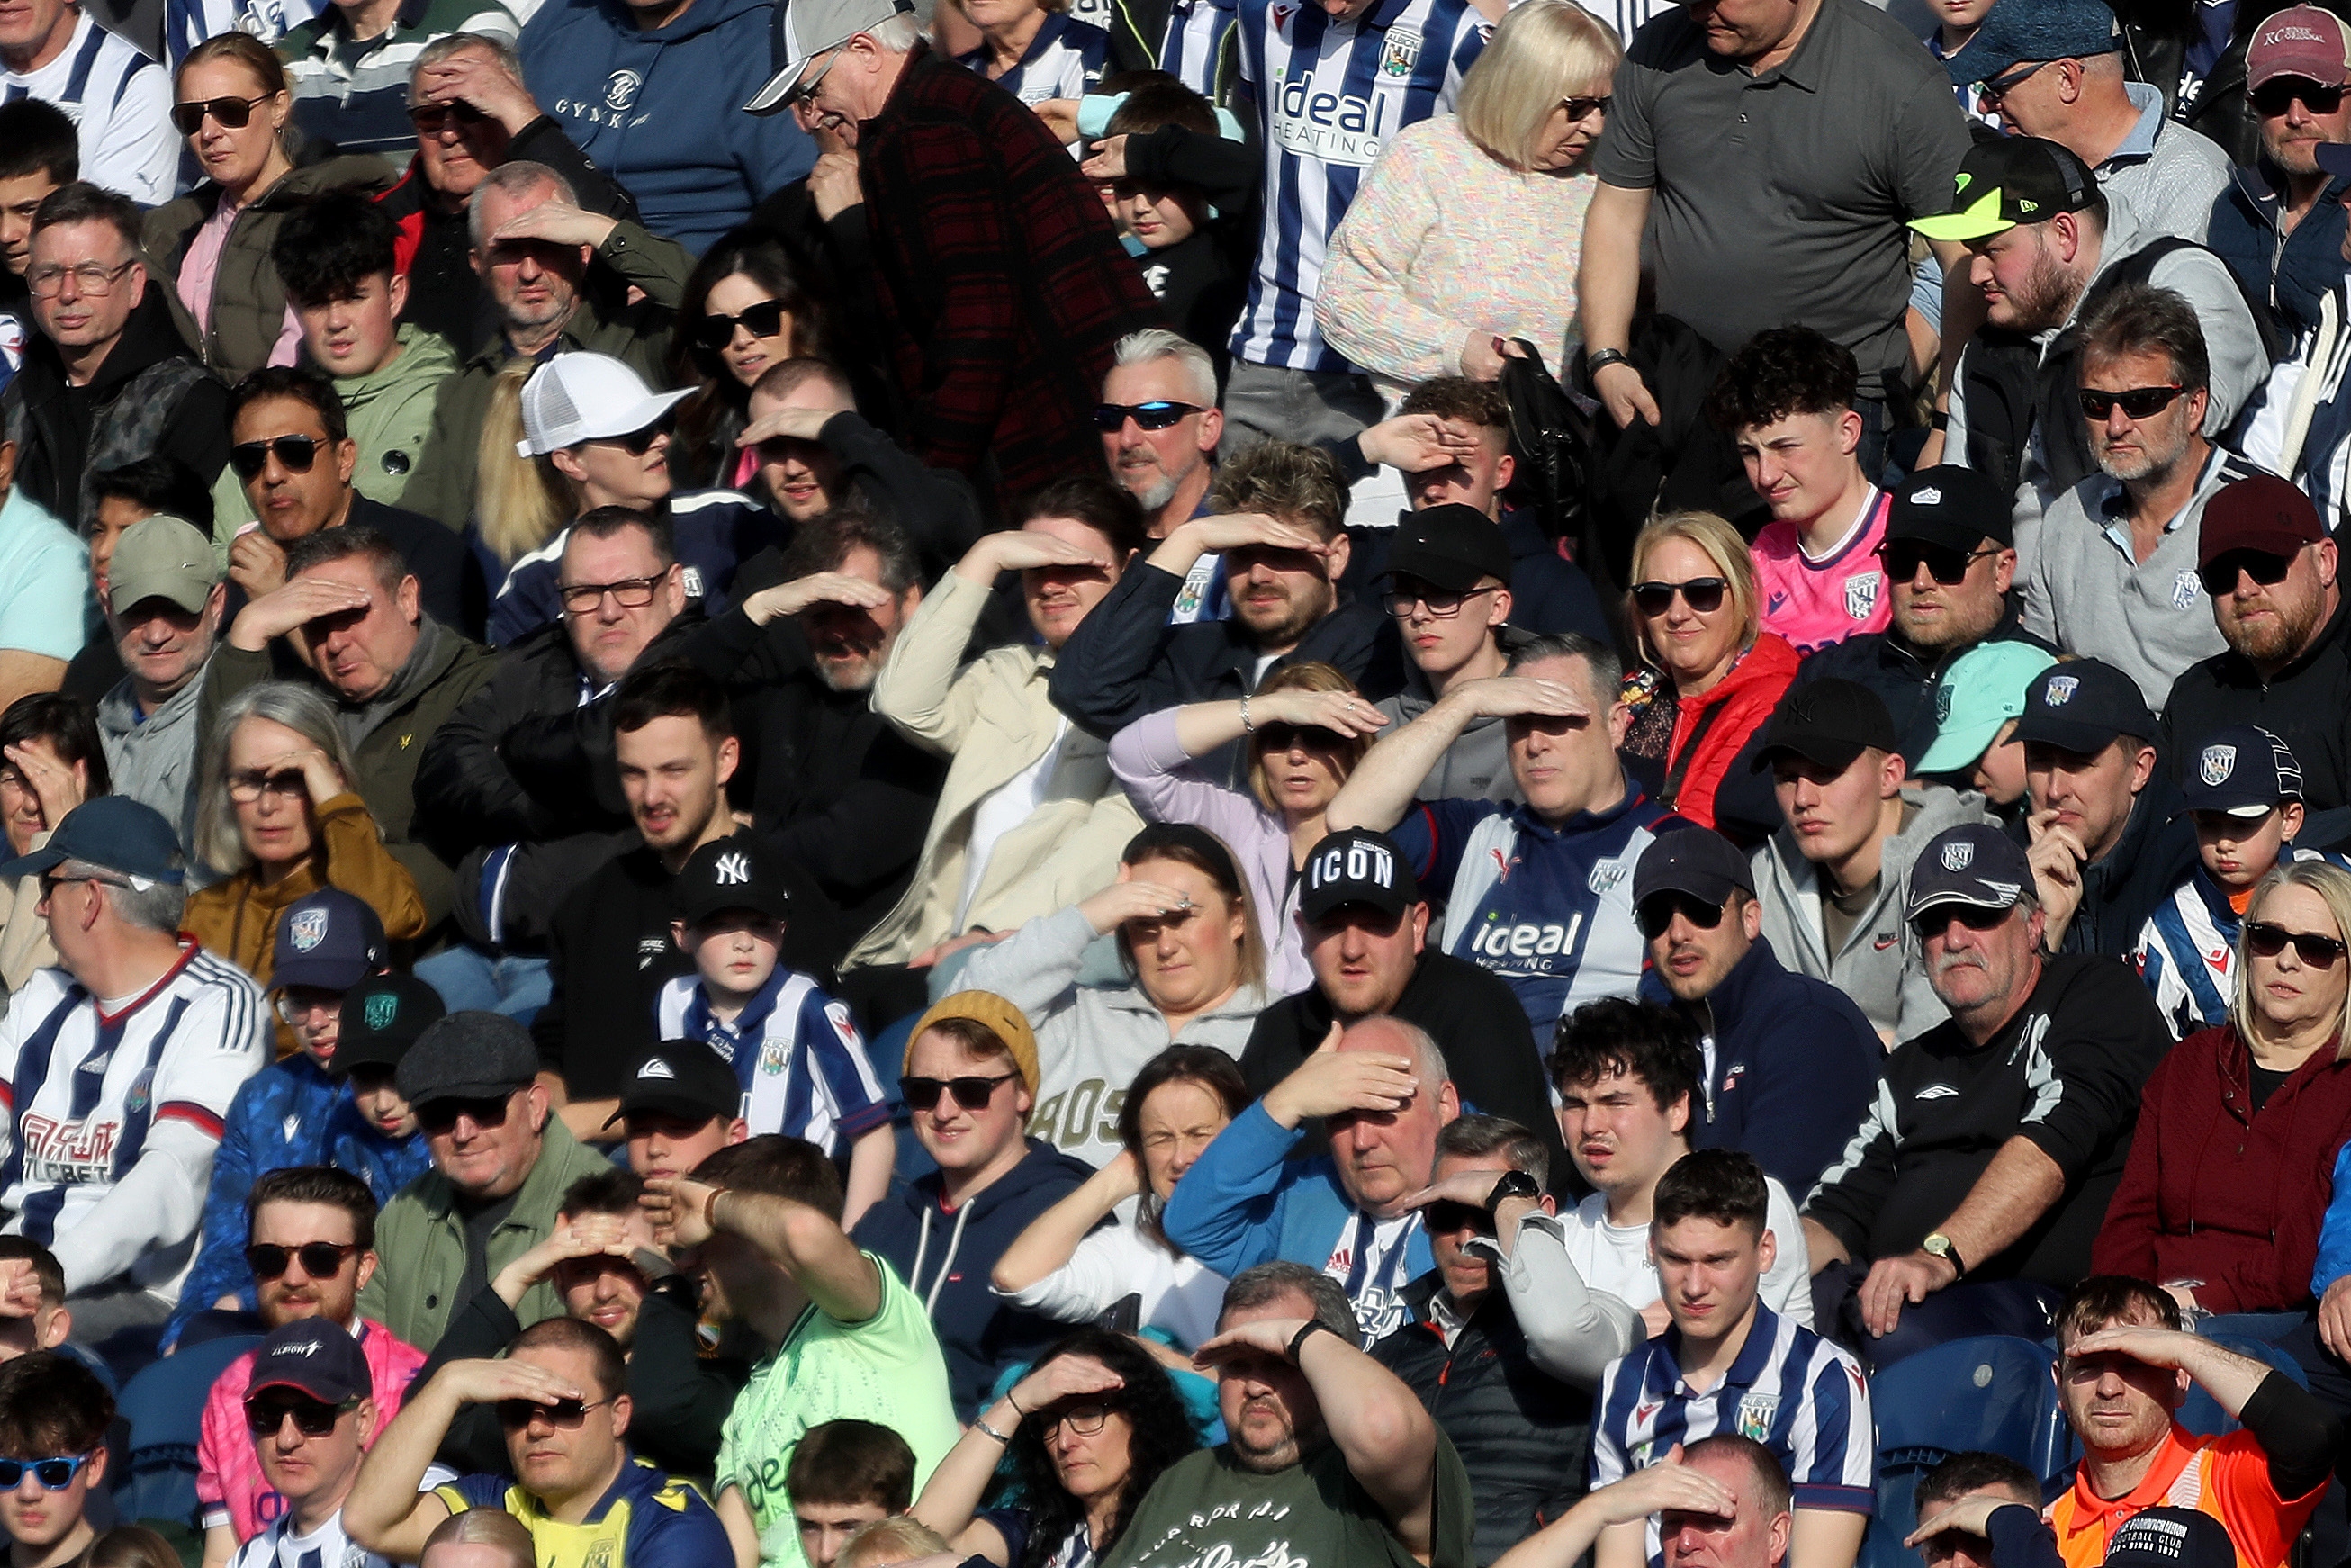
[656,836,896,1230]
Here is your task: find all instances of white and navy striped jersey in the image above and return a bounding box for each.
[2,13,176,206]
[165,0,325,68]
[0,943,267,1298]
[228,1506,391,1568]
[654,970,892,1155]
[1229,0,1489,372]
[959,14,1112,108]
[1160,0,1240,104]
[2134,850,2351,1040]
[1592,1302,1875,1568]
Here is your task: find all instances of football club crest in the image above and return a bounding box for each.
[365,991,398,1031]
[2199,745,2238,787]
[2172,569,2202,610]
[1734,1392,1779,1442]
[2044,674,2079,706]
[1380,32,1420,77]
[289,907,328,951]
[1941,841,1976,873]
[1935,683,1955,724]
[1845,572,1882,622]
[1588,861,1629,897]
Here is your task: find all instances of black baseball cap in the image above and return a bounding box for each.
[604,1041,740,1129]
[248,1318,372,1405]
[1752,680,1901,773]
[2103,1511,2236,1568]
[1633,828,1754,907]
[333,974,447,1076]
[1382,505,1514,594]
[1905,823,2037,922]
[1911,136,2100,244]
[2010,659,2157,752]
[1887,465,2016,551]
[2180,725,2304,817]
[674,837,793,927]
[1300,827,1419,924]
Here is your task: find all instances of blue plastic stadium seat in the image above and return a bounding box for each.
[1856,1337,2072,1568]
[2176,1334,2310,1437]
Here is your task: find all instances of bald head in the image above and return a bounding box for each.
[1329,1015,1458,1217]
[1339,1015,1449,1087]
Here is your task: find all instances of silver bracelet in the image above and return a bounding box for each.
[1240,693,1253,733]
[974,1416,1015,1444]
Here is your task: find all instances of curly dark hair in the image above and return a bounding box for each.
[1005,1329,1202,1568]
[1704,324,1858,435]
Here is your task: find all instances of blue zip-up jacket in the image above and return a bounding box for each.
[166,1054,430,1348]
[1162,1100,1434,1345]
[2207,159,2351,347]
[517,0,815,254]
[1638,936,1880,1199]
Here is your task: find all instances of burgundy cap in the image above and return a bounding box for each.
[2250,5,2351,88]
[2198,473,2326,568]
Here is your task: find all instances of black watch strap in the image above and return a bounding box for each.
[1287,1319,1338,1363]
[1586,348,1632,375]
[1487,1169,1541,1209]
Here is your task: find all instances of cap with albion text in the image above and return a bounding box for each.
[107,514,221,617]
[1632,828,1754,908]
[2010,659,2157,752]
[248,1318,371,1405]
[1299,826,1420,923]
[2197,473,2327,568]
[517,353,692,456]
[1905,824,2037,922]
[606,1041,740,1129]
[2251,5,2351,91]
[1752,680,1900,774]
[1887,464,2016,551]
[1910,137,2099,246]
[272,888,387,993]
[2180,725,2304,817]
[746,0,916,113]
[1941,0,2118,86]
[1381,505,1514,594]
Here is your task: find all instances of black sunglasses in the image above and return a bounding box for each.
[1257,721,1347,752]
[1560,93,1611,122]
[418,1094,515,1136]
[1424,1199,1496,1236]
[407,98,492,129]
[1091,401,1203,432]
[496,1397,608,1430]
[1879,540,2000,586]
[0,1455,90,1491]
[229,435,320,481]
[1977,59,2050,105]
[2077,384,2185,421]
[2253,78,2347,116]
[902,1073,1016,1112]
[1630,577,1728,616]
[2197,548,2296,598]
[246,1241,359,1281]
[2247,922,2348,967]
[169,90,272,133]
[591,416,673,456]
[694,299,789,351]
[1636,891,1726,942]
[1912,905,2012,939]
[244,1394,356,1437]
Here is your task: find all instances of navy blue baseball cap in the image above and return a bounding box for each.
[0,795,185,886]
[273,888,387,993]
[2181,725,2304,818]
[1905,824,2037,923]
[248,1318,372,1405]
[2010,659,2157,753]
[1633,827,1754,906]
[1944,0,2118,86]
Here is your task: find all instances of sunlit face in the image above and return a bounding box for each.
[0,1440,102,1551]
[472,178,589,341]
[0,0,68,68]
[1918,903,2041,1024]
[1226,524,1345,651]
[905,1028,1031,1176]
[553,1206,658,1347]
[1660,1446,1792,1568]
[1304,901,1428,1019]
[1529,77,1610,171]
[1889,537,2013,651]
[425,1084,547,1201]
[2058,1308,2184,1462]
[28,218,142,355]
[250,1390,373,1516]
[1635,537,1743,688]
[1505,653,1630,824]
[280,983,344,1068]
[114,590,222,704]
[800,545,916,694]
[1029,1354,1136,1506]
[410,52,514,199]
[2193,802,2300,892]
[229,715,322,870]
[500,1341,628,1505]
[2213,540,2335,666]
[1392,572,1509,682]
[1253,709,1353,819]
[251,1199,374,1329]
[0,736,75,858]
[1214,1289,1327,1473]
[1101,358,1218,518]
[86,493,149,608]
[702,271,795,389]
[1645,889,1758,1002]
[616,714,738,859]
[176,57,287,194]
[1327,1021,1453,1216]
[2083,347,2204,487]
[1121,856,1248,1020]
[1736,407,1862,527]
[1022,514,1123,651]
[1772,749,1897,871]
[679,909,782,1001]
[1967,221,2081,333]
[2258,75,2351,176]
[1134,1076,1230,1203]
[747,376,852,523]
[292,556,421,706]
[2244,879,2348,1040]
[1653,1213,1772,1342]
[294,271,406,378]
[0,171,59,279]
[236,395,356,543]
[1424,1149,1512,1305]
[556,425,672,511]
[2026,737,2154,862]
[1557,1067,1686,1198]
[560,526,686,686]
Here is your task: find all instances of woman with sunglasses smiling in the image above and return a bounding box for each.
[185,681,425,1046]
[1105,662,1383,994]
[913,1329,1202,1568]
[1617,511,1797,834]
[2098,860,2351,1326]
[143,34,392,382]
[663,233,839,489]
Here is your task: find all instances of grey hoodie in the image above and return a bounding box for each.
[1370,626,1535,803]
[96,658,210,857]
[1749,784,1993,1043]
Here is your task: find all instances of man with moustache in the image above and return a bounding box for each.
[2205,7,2351,350]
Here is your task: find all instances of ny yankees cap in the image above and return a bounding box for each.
[0,795,185,886]
[2179,725,2304,818]
[1905,823,2036,923]
[674,836,794,927]
[606,1041,740,1129]
[1752,679,1900,774]
[746,0,917,114]
[1632,827,1753,908]
[248,1318,372,1406]
[2101,1509,2236,1568]
[1298,826,1419,924]
[1886,464,2016,551]
[272,888,387,994]
[1914,641,2058,776]
[1910,137,2100,246]
[1941,0,2118,87]
[332,974,447,1077]
[2010,658,2157,753]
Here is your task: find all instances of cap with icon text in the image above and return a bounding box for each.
[1300,827,1419,923]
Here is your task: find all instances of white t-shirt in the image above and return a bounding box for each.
[1560,1176,1814,1325]
[0,14,176,205]
[994,1221,1230,1352]
[958,721,1068,927]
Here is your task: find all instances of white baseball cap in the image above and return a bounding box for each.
[516,352,693,456]
[744,0,916,115]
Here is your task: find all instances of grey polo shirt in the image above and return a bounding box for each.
[1592,0,1971,383]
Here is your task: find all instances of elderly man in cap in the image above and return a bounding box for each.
[1917,138,2265,526]
[1373,506,1530,802]
[1632,828,1878,1199]
[0,794,266,1338]
[2162,473,2351,810]
[1943,0,2230,240]
[1237,828,1563,1180]
[2207,7,2351,348]
[2014,658,2197,957]
[1801,823,2170,1369]
[94,513,224,854]
[226,1320,398,1568]
[745,0,1162,501]
[355,1012,611,1351]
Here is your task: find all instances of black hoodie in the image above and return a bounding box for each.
[2161,592,2351,811]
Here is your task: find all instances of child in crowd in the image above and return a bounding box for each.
[2136,725,2344,1038]
[0,1352,113,1568]
[655,836,896,1230]
[1094,77,1250,365]
[1914,641,2058,828]
[788,1420,916,1568]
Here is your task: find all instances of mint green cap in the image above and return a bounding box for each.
[1914,642,2059,775]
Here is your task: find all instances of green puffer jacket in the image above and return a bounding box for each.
[143,153,395,383]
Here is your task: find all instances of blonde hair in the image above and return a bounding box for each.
[837,1518,950,1568]
[2231,860,2351,1058]
[1247,662,1372,814]
[476,363,573,566]
[422,1509,535,1568]
[1455,0,1621,172]
[1625,510,1760,671]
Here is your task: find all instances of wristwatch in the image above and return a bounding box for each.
[1486,1170,1542,1210]
[1922,1232,1968,1281]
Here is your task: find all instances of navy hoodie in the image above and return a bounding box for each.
[518,0,814,254]
[852,1137,1095,1419]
